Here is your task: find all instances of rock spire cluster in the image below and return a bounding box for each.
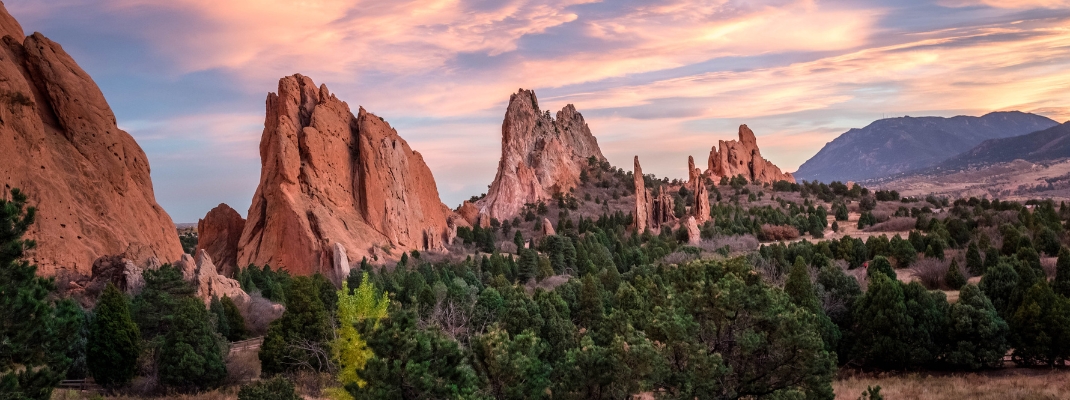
[707,125,795,184]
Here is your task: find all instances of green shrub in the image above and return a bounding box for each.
[238,376,299,400]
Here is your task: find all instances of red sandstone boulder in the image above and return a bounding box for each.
[196,203,245,277]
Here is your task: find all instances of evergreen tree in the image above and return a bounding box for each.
[867,256,896,281]
[1037,227,1061,256]
[945,259,966,290]
[513,230,525,251]
[576,274,604,330]
[238,376,299,400]
[209,295,230,341]
[851,274,914,369]
[260,276,331,374]
[132,263,195,341]
[786,257,841,352]
[945,285,1009,370]
[87,283,141,387]
[965,242,984,275]
[472,327,551,399]
[1054,247,1070,298]
[357,310,480,398]
[980,261,1020,318]
[0,188,81,399]
[158,297,227,391]
[892,239,916,269]
[221,295,247,342]
[1010,282,1070,366]
[517,249,537,283]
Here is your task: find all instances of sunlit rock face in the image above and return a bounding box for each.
[475,89,606,220]
[237,74,456,275]
[0,3,182,276]
[707,125,795,184]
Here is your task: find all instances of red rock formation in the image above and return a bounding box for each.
[177,250,249,305]
[0,4,182,275]
[684,216,701,245]
[196,203,245,276]
[693,181,711,224]
[634,156,652,233]
[237,74,455,275]
[651,186,678,230]
[457,200,480,226]
[475,90,605,219]
[707,125,795,184]
[541,218,556,236]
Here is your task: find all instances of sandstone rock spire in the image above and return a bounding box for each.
[633,156,651,233]
[475,89,606,219]
[0,3,183,275]
[706,125,795,184]
[237,74,456,275]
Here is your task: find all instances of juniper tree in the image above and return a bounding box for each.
[87,283,141,388]
[158,297,227,391]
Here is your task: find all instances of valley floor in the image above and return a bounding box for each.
[835,368,1070,399]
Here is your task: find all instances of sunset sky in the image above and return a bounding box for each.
[7,0,1070,222]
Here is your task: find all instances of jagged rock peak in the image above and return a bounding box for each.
[0,3,183,276]
[475,89,606,219]
[237,74,455,275]
[706,124,795,184]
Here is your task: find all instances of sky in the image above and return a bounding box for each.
[6,0,1070,222]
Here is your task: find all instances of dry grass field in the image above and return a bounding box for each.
[835,369,1070,399]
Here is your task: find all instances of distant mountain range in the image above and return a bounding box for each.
[935,122,1070,170]
[794,111,1059,182]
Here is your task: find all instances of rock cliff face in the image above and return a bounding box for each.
[237,74,455,275]
[196,203,245,276]
[633,156,677,233]
[0,4,182,275]
[475,90,606,219]
[707,125,795,184]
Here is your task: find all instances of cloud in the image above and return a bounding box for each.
[940,0,1070,8]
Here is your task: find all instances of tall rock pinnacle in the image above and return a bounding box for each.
[475,89,606,219]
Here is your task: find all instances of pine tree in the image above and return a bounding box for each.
[867,256,896,281]
[966,242,984,275]
[0,188,81,399]
[260,276,331,375]
[87,283,141,387]
[513,230,525,251]
[1054,247,1070,298]
[158,297,227,391]
[517,249,537,283]
[221,295,247,342]
[209,295,230,341]
[785,257,841,352]
[831,220,839,233]
[945,285,1009,369]
[980,261,1020,318]
[576,274,604,330]
[1010,281,1070,366]
[945,259,966,290]
[851,274,914,369]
